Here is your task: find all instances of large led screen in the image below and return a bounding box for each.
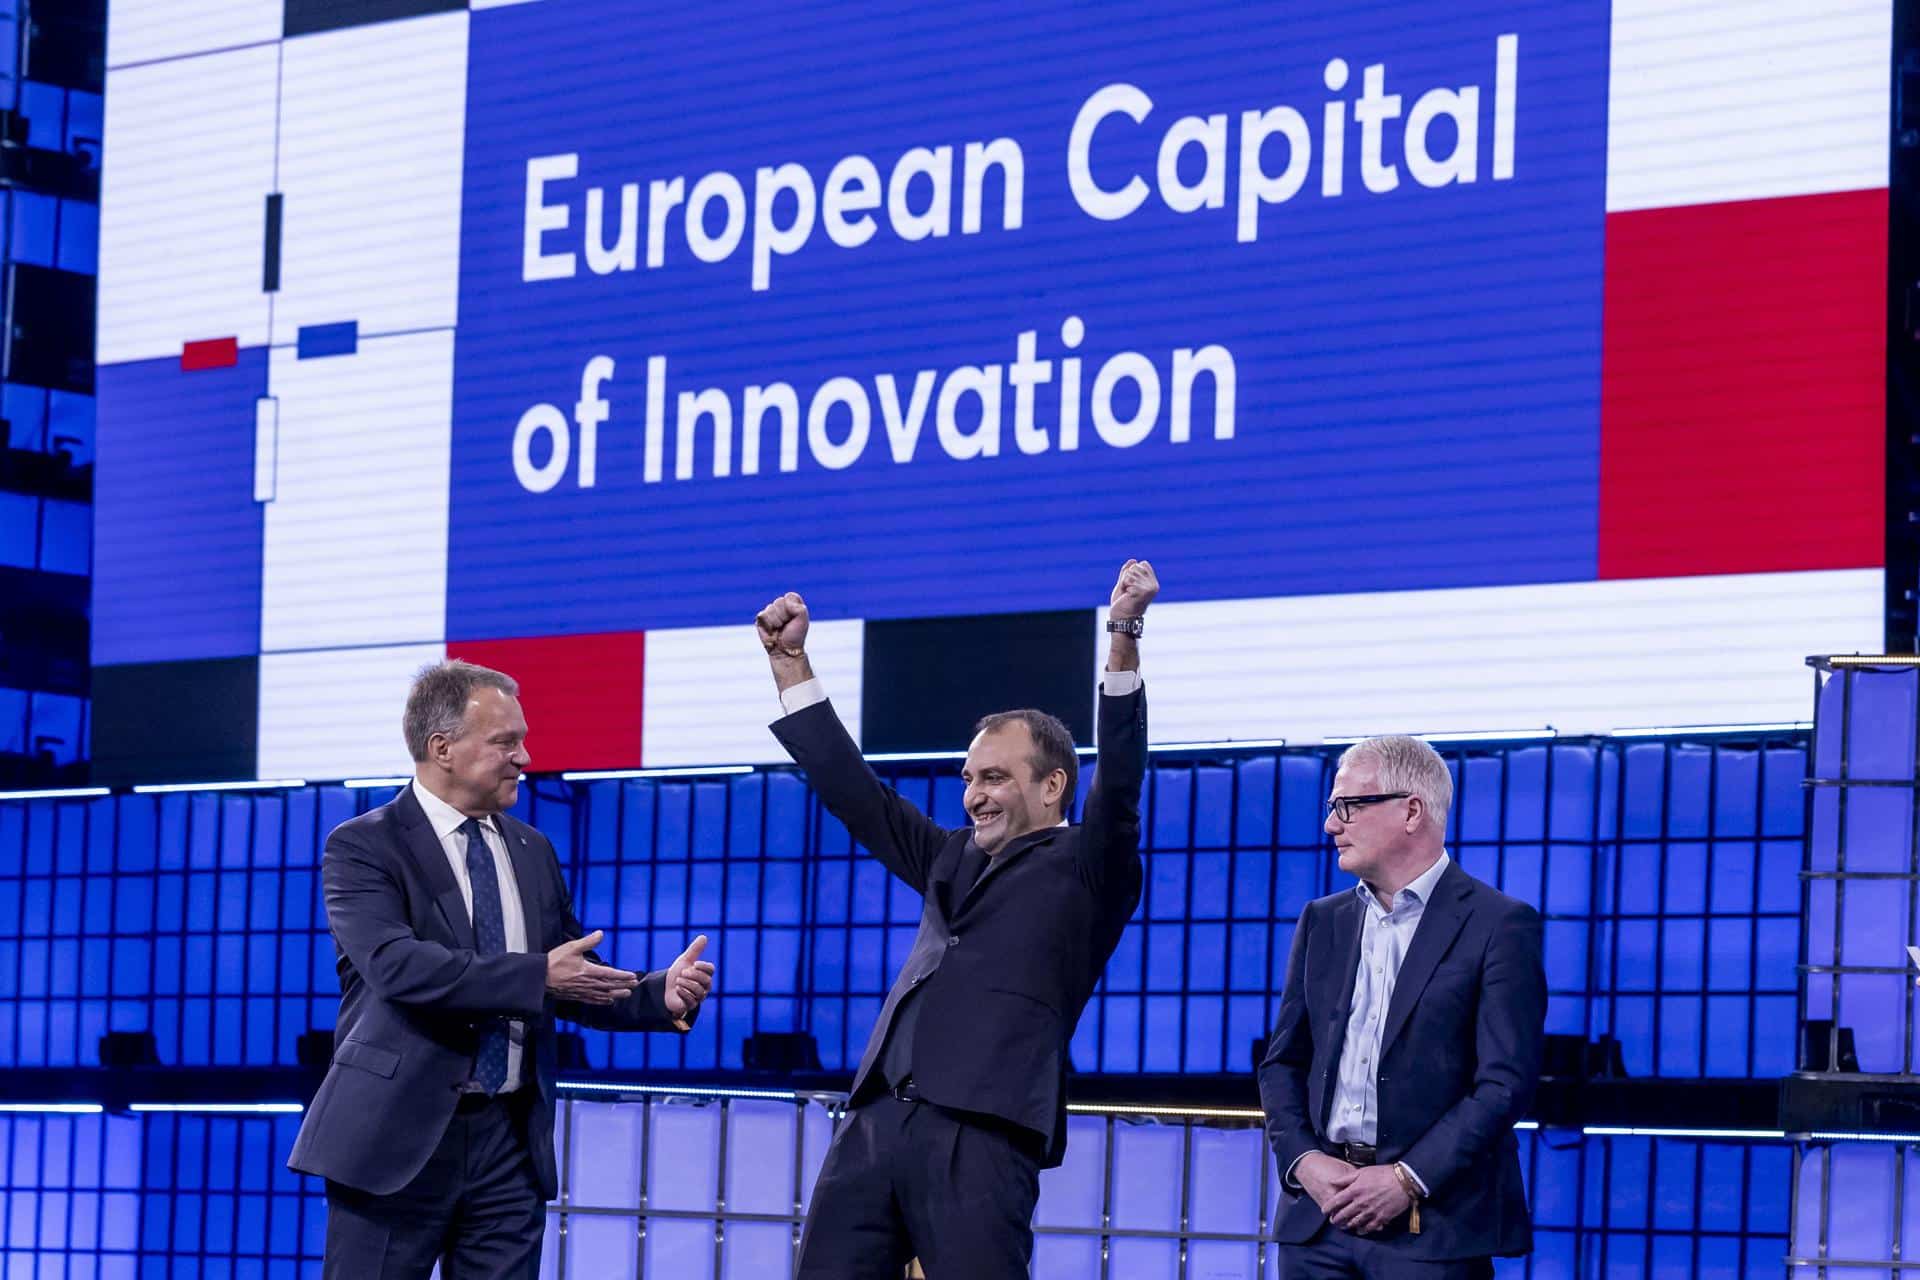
[93,0,1889,781]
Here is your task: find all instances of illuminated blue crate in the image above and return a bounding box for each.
[1792,1142,1920,1280]
[1804,663,1920,1076]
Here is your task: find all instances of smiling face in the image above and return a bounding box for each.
[428,685,531,815]
[962,721,1066,855]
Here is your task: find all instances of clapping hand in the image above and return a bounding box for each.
[545,930,639,1005]
[665,935,715,1017]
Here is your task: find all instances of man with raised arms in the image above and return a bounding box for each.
[756,559,1159,1279]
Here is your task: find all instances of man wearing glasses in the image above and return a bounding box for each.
[1258,735,1546,1279]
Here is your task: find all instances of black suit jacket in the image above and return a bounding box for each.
[1258,861,1546,1260]
[288,785,688,1198]
[770,685,1147,1167]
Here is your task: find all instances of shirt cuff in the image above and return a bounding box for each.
[1101,670,1143,696]
[1283,1150,1310,1190]
[1399,1162,1429,1197]
[779,677,828,716]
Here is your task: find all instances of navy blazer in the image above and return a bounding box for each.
[288,785,687,1199]
[1258,860,1546,1260]
[770,686,1146,1167]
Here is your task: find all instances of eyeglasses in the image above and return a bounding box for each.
[1324,792,1411,822]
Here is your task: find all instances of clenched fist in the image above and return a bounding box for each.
[756,592,810,657]
[1111,559,1160,619]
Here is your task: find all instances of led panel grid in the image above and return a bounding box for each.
[0,1111,324,1279]
[0,1102,1812,1276]
[0,735,1805,1077]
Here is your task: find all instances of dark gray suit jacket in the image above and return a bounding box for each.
[288,784,688,1198]
[771,686,1147,1167]
[1258,861,1546,1260]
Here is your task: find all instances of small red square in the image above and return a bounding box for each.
[181,337,239,371]
[448,632,646,772]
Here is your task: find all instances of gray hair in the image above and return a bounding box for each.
[1337,735,1453,830]
[403,660,519,761]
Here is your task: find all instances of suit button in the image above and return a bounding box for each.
[947,936,960,948]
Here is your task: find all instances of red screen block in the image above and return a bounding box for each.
[448,632,646,771]
[1599,188,1885,578]
[181,337,239,371]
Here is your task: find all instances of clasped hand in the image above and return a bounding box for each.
[1295,1153,1411,1236]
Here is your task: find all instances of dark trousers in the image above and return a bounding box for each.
[1280,1222,1496,1280]
[796,1094,1042,1280]
[323,1093,545,1280]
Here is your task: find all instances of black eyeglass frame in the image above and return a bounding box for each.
[1324,792,1412,822]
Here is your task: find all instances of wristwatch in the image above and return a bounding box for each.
[1105,616,1144,637]
[1392,1162,1424,1234]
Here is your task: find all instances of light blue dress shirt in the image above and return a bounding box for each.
[1288,851,1450,1194]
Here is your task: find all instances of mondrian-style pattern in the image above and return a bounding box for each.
[89,0,1887,785]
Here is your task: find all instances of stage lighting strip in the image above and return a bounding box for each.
[0,1099,1896,1143]
[556,1079,806,1101]
[0,1103,305,1114]
[1820,655,1920,668]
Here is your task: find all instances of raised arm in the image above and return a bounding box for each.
[1077,560,1157,894]
[758,591,952,892]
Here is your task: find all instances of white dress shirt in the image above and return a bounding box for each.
[1288,851,1450,1193]
[411,779,530,1091]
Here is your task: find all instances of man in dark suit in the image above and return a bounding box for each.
[754,558,1159,1279]
[1258,733,1545,1279]
[288,659,716,1279]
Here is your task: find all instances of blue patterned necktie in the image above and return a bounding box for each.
[462,817,510,1093]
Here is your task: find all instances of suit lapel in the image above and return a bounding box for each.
[958,827,1058,913]
[395,785,476,951]
[1330,893,1366,1019]
[1378,862,1474,1056]
[930,840,966,922]
[1316,892,1366,1129]
[500,814,548,950]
